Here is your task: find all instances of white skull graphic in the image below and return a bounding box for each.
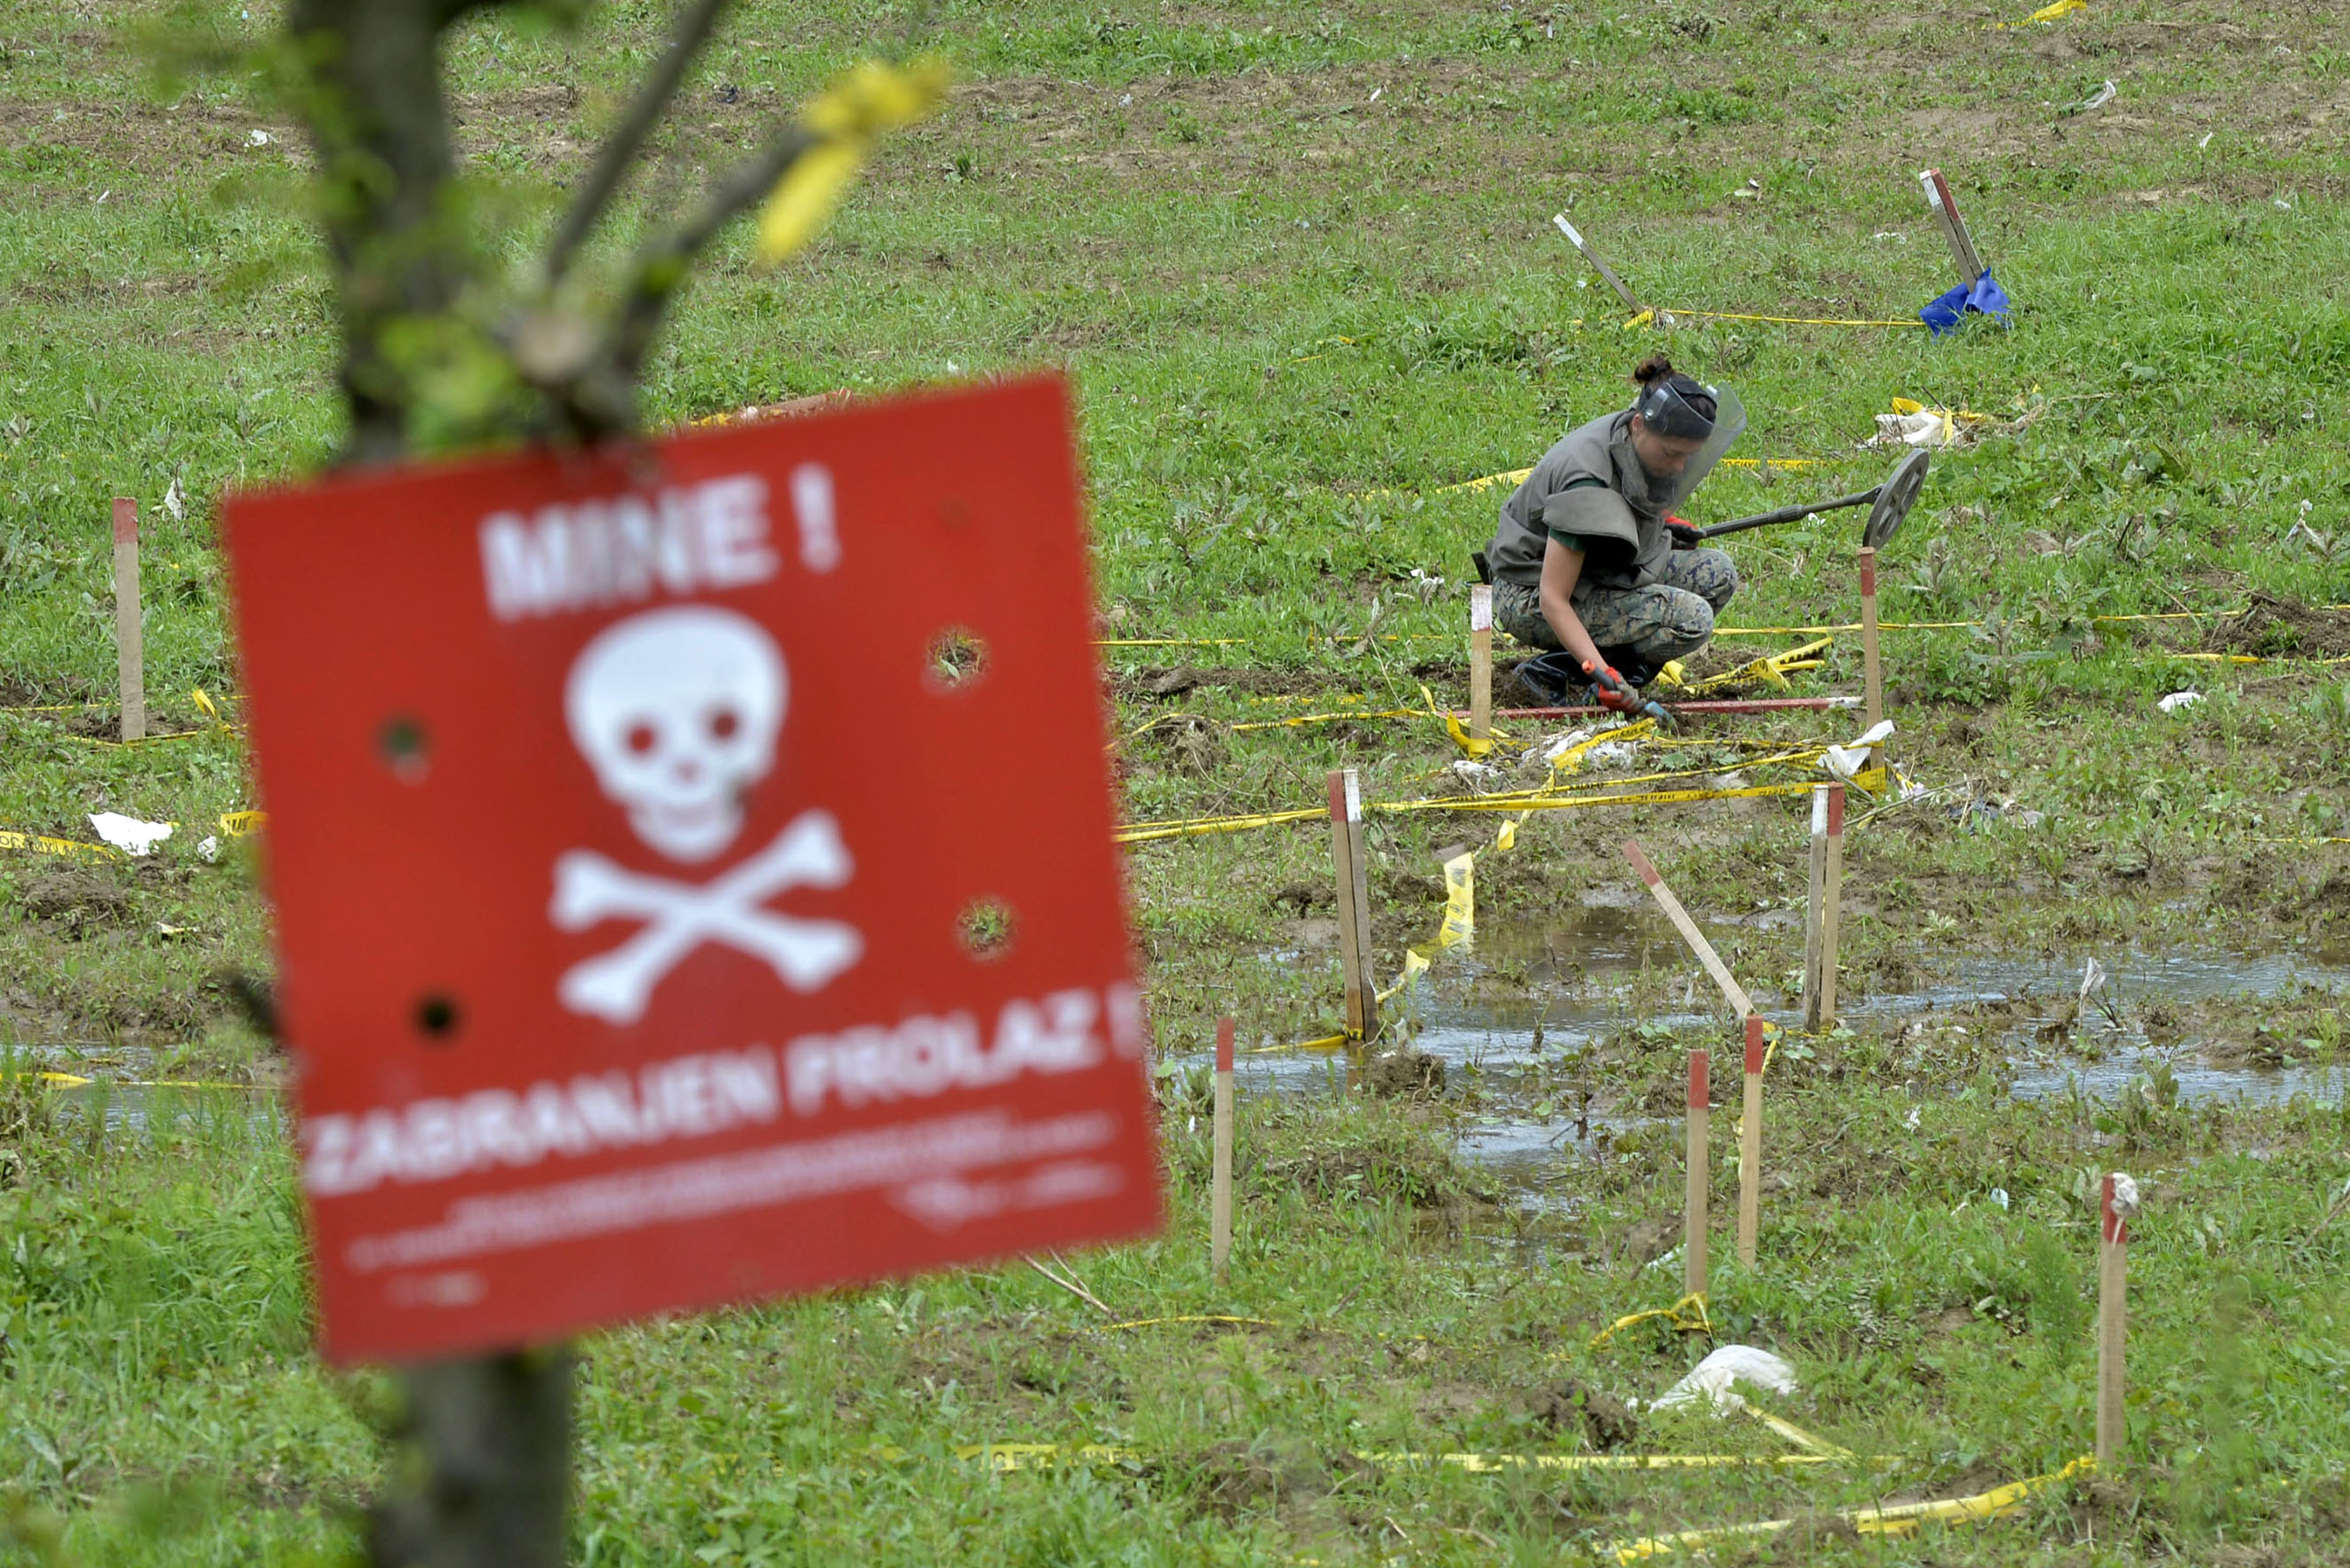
[565,605,786,862]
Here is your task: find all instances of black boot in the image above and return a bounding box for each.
[1594,645,1661,689]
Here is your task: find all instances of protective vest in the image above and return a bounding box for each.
[1483,411,1670,595]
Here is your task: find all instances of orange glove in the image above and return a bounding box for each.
[1584,661,1644,716]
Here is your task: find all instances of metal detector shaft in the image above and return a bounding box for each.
[1696,484,1882,540]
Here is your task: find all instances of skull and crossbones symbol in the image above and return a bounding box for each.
[550,605,862,1025]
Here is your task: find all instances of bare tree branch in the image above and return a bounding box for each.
[541,0,730,286]
[533,121,819,436]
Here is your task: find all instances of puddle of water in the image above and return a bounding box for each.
[1198,913,2350,1204]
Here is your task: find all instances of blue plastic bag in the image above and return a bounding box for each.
[1921,269,2012,336]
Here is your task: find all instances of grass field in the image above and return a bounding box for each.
[4,0,2350,1561]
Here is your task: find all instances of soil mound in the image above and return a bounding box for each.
[2201,593,2350,659]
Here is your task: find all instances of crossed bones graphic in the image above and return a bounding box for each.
[550,810,862,1025]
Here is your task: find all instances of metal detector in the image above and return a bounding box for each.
[1696,448,1930,551]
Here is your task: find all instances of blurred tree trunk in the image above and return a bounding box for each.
[287,2,576,1551]
[275,2,879,1558]
[287,0,486,466]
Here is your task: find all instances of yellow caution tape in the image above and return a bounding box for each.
[1096,1315,1279,1333]
[1424,684,1515,757]
[756,58,952,262]
[1375,948,1432,1004]
[1607,1456,2096,1562]
[1375,855,1469,1003]
[1546,717,1658,779]
[0,828,122,863]
[1637,308,1927,329]
[1117,807,1327,844]
[1228,707,1422,733]
[1744,1405,1852,1459]
[869,1441,1863,1475]
[23,1070,261,1092]
[1997,0,2086,24]
[218,810,266,837]
[1239,1032,1350,1056]
[1677,637,1834,695]
[1118,764,1873,844]
[1590,1292,1712,1348]
[1362,1449,1841,1473]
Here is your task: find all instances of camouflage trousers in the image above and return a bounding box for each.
[1492,548,1739,665]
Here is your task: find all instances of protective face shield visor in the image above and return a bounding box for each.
[1634,379,1747,516]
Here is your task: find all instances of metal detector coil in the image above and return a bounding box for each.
[1861,448,1929,549]
[1695,449,1930,551]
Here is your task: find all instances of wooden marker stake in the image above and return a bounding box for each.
[1818,785,1844,1028]
[1327,770,1377,1040]
[1468,584,1494,742]
[1919,168,1986,284]
[112,497,143,742]
[2096,1172,2136,1468]
[1552,214,1645,316]
[1859,548,1884,768]
[1801,787,1829,1029]
[1736,1015,1764,1269]
[1684,1050,1709,1300]
[1624,839,1755,1020]
[1212,1018,1235,1284]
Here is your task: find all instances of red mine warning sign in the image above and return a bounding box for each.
[224,376,1161,1363]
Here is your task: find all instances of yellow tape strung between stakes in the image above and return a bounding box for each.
[0,828,122,863]
[1100,603,2350,652]
[1116,763,1869,844]
[870,1441,1856,1475]
[1096,1315,1279,1333]
[25,1070,261,1092]
[1590,1292,1712,1348]
[1997,0,2085,24]
[1627,308,1926,329]
[1606,1456,2097,1562]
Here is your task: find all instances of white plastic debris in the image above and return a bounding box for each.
[196,835,221,862]
[2157,691,2202,714]
[89,812,174,856]
[2079,957,2107,999]
[246,128,271,147]
[1648,1345,1800,1413]
[1849,719,1894,748]
[1990,1187,2011,1211]
[2109,1172,2141,1220]
[163,476,185,521]
[1904,1105,1922,1131]
[1449,759,1507,788]
[1539,726,1601,764]
[2070,79,2117,114]
[1871,409,1958,448]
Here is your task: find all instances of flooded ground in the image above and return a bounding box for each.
[1191,908,2350,1206]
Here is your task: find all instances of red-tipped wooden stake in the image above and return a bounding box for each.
[2097,1172,2136,1468]
[1802,784,1847,1029]
[1327,771,1376,1040]
[1820,785,1844,1026]
[1213,1018,1235,1283]
[1685,1049,1709,1300]
[1859,548,1884,766]
[1624,839,1754,1020]
[113,497,143,742]
[1737,1016,1765,1269]
[1469,585,1494,742]
[1919,167,1985,284]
